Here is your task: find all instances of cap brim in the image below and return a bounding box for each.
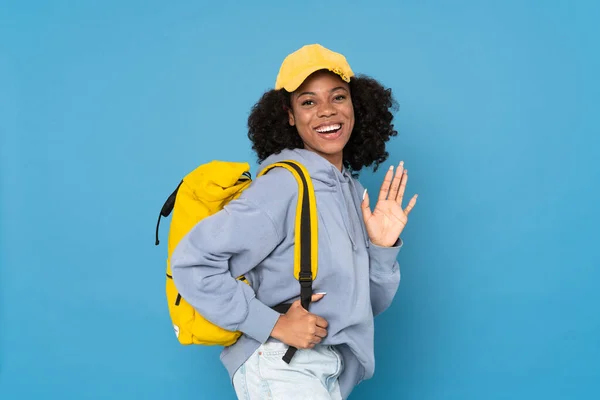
[280,65,349,92]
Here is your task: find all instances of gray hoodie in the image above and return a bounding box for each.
[171,148,402,399]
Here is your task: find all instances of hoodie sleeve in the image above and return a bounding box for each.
[353,178,402,316]
[170,169,297,344]
[367,239,402,316]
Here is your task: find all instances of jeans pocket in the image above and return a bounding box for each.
[260,338,289,357]
[330,346,343,372]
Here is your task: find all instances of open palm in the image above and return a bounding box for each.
[361,161,418,247]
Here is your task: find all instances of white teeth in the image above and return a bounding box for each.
[316,124,341,133]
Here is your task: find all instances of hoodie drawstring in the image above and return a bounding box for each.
[347,177,370,249]
[332,166,360,251]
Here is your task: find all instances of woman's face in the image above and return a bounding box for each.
[288,70,355,169]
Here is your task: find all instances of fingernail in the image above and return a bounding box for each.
[315,292,327,295]
[362,189,367,200]
[389,165,394,170]
[400,161,404,167]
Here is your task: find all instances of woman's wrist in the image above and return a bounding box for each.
[370,237,402,248]
[270,315,287,341]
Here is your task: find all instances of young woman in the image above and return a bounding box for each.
[171,44,418,399]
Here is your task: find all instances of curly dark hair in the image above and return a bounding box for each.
[247,74,399,173]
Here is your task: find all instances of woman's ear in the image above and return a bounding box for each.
[288,109,295,126]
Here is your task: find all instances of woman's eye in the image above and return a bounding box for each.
[334,95,346,101]
[302,100,314,106]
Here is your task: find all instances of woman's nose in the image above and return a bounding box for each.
[317,102,336,117]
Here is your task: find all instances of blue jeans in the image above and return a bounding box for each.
[233,338,344,399]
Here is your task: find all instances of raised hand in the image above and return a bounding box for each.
[361,161,418,247]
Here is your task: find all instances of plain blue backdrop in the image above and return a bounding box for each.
[1,0,599,399]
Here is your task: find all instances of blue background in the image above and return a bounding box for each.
[1,0,599,399]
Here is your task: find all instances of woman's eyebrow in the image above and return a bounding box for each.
[297,91,316,98]
[297,87,348,98]
[330,86,348,93]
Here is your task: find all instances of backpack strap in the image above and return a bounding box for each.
[155,181,183,245]
[258,160,318,364]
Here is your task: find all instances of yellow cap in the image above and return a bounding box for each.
[275,44,355,92]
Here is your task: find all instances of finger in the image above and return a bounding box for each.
[300,340,314,349]
[311,293,326,302]
[311,335,323,344]
[378,165,395,202]
[389,161,404,200]
[396,169,408,204]
[291,299,302,307]
[289,299,306,312]
[361,189,372,222]
[404,194,418,215]
[315,316,328,328]
[314,327,328,338]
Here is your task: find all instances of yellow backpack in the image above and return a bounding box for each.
[155,159,318,360]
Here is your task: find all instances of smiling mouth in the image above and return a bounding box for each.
[314,123,342,134]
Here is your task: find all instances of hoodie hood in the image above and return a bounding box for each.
[258,148,344,190]
[257,148,369,250]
